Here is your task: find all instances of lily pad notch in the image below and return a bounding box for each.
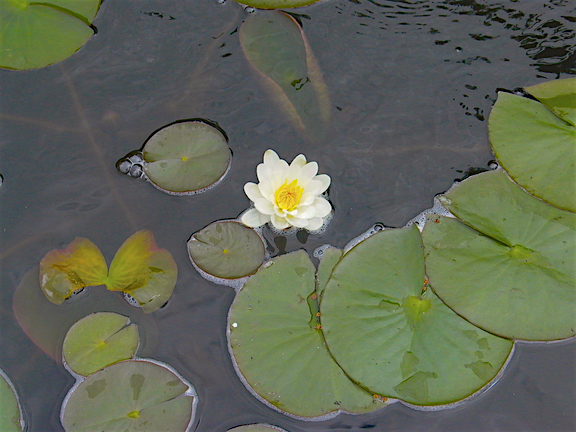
[116,119,232,196]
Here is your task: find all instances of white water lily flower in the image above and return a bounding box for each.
[241,149,332,231]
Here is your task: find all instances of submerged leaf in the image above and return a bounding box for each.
[39,237,108,304]
[422,170,576,341]
[0,369,23,432]
[63,312,139,376]
[489,79,576,212]
[320,225,513,406]
[229,250,388,419]
[61,360,195,432]
[188,221,265,279]
[232,0,322,9]
[0,0,101,70]
[142,120,231,195]
[239,11,330,141]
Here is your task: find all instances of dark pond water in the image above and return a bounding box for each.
[1,0,575,431]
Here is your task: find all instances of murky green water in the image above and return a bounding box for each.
[1,0,574,431]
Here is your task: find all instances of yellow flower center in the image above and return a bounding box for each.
[275,179,303,211]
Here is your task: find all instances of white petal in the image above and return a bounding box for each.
[286,215,310,228]
[313,174,331,193]
[284,162,302,184]
[241,208,270,227]
[254,198,275,215]
[291,154,307,167]
[263,149,280,166]
[258,181,275,201]
[271,214,291,230]
[299,192,316,207]
[291,204,317,219]
[306,217,324,231]
[311,197,332,217]
[257,162,274,183]
[244,182,263,202]
[303,179,324,196]
[301,161,318,180]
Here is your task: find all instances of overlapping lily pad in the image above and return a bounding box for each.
[39,230,178,313]
[239,11,330,141]
[63,312,139,376]
[141,120,232,195]
[0,369,23,432]
[233,0,321,9]
[422,169,576,341]
[228,250,388,419]
[0,0,101,70]
[488,78,576,212]
[61,360,196,432]
[228,425,287,432]
[188,221,265,280]
[320,225,513,406]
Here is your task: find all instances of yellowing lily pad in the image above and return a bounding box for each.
[0,369,24,432]
[61,360,196,432]
[0,0,101,70]
[142,120,232,195]
[188,221,266,280]
[320,225,513,406]
[63,312,139,377]
[422,170,576,341]
[228,250,388,419]
[488,78,576,212]
[39,237,107,304]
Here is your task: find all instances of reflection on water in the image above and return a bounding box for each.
[0,0,574,431]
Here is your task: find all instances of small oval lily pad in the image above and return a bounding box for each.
[61,360,196,432]
[0,369,24,432]
[141,120,232,195]
[320,225,513,406]
[188,221,266,280]
[0,0,101,70]
[63,312,139,376]
[422,170,576,341]
[228,250,388,419]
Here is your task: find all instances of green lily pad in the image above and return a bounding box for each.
[61,360,196,432]
[0,369,24,432]
[0,0,101,70]
[228,250,388,419]
[141,120,231,195]
[320,225,513,406]
[422,169,576,341]
[488,79,576,212]
[228,425,287,432]
[187,221,266,280]
[233,0,321,9]
[239,11,330,141]
[63,312,139,377]
[314,246,342,299]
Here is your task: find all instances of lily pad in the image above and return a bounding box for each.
[0,369,24,432]
[488,79,576,212]
[0,0,101,70]
[422,169,576,341]
[188,221,266,280]
[239,11,330,141]
[141,120,231,195]
[228,425,287,432]
[228,250,388,419]
[63,312,139,377]
[61,360,196,432]
[233,0,322,9]
[320,225,513,406]
[315,246,342,299]
[39,230,178,313]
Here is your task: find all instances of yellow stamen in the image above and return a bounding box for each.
[275,179,303,211]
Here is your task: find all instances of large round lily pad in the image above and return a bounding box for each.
[320,225,513,406]
[188,221,265,280]
[228,250,388,419]
[0,0,101,70]
[422,169,576,341]
[142,120,231,195]
[63,312,139,376]
[0,369,23,432]
[488,78,576,212]
[61,360,196,432]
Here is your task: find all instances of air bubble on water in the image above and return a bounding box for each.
[117,160,131,174]
[129,164,143,178]
[123,293,141,308]
[406,195,455,231]
[344,222,391,253]
[313,244,334,259]
[488,160,499,170]
[128,152,144,164]
[244,6,256,13]
[0,173,3,188]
